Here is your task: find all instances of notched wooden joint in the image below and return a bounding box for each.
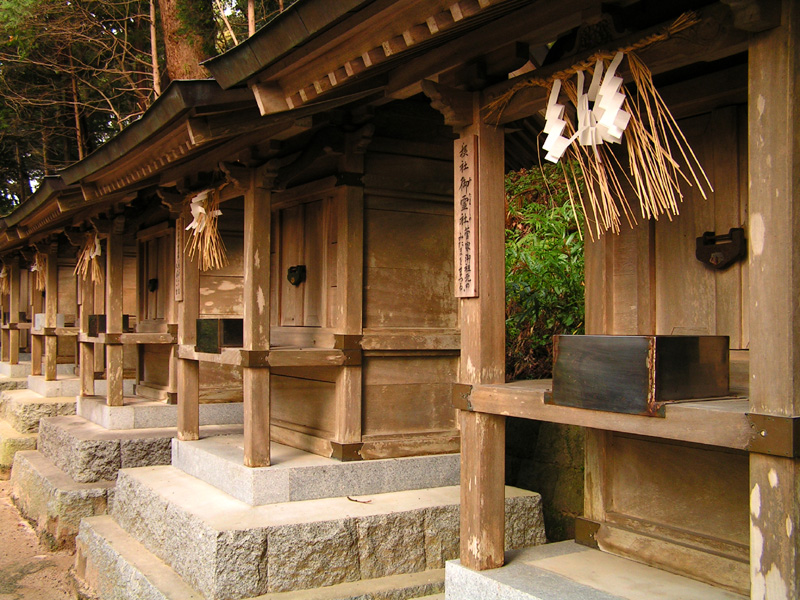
[747,413,800,458]
[334,334,363,350]
[452,383,473,410]
[575,517,601,549]
[330,442,363,462]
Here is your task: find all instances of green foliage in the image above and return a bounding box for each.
[505,163,585,381]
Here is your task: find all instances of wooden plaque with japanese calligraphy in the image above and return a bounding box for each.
[174,215,184,302]
[455,135,478,298]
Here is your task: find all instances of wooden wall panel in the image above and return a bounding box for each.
[607,434,749,548]
[199,361,242,403]
[141,344,171,388]
[655,108,748,349]
[363,203,456,329]
[123,254,137,317]
[271,372,335,437]
[361,355,457,437]
[56,265,77,318]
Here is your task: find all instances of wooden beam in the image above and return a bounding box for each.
[105,227,124,406]
[43,244,58,381]
[30,276,43,377]
[242,170,272,467]
[177,209,200,441]
[458,93,507,571]
[748,1,800,597]
[250,82,290,115]
[79,273,95,397]
[7,258,20,365]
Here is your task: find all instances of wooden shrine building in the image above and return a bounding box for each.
[0,0,797,599]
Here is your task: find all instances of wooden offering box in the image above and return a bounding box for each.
[551,335,730,416]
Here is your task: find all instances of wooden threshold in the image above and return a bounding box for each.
[461,380,754,451]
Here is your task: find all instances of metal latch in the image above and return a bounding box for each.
[696,228,746,270]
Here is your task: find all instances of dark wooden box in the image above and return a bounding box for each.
[88,314,132,337]
[549,335,730,417]
[196,318,244,353]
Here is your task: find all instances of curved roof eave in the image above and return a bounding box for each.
[204,0,373,89]
[2,176,67,228]
[60,80,253,186]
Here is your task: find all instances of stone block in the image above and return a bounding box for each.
[37,416,174,483]
[10,450,113,550]
[110,466,545,600]
[172,435,460,505]
[0,419,36,475]
[77,395,243,430]
[2,390,75,433]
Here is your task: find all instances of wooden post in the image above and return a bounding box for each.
[79,270,95,396]
[333,182,364,448]
[8,258,20,365]
[30,276,43,376]
[748,3,800,598]
[44,243,58,381]
[242,171,272,467]
[177,210,200,441]
[105,219,125,406]
[458,94,507,571]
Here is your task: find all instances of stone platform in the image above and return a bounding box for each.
[0,388,75,477]
[75,448,546,600]
[10,406,240,548]
[78,395,243,430]
[0,355,32,379]
[445,542,746,600]
[172,435,460,505]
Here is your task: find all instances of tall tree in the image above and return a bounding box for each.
[158,0,216,80]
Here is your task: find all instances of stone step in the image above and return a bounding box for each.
[108,465,545,600]
[78,395,244,430]
[0,360,32,379]
[10,450,114,550]
[37,415,241,483]
[0,418,37,477]
[172,435,459,505]
[0,374,29,391]
[27,374,135,398]
[1,389,75,433]
[444,541,746,600]
[77,514,446,600]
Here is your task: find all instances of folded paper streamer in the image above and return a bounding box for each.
[544,53,631,163]
[185,187,228,271]
[74,232,103,282]
[0,265,8,296]
[485,12,711,239]
[30,253,46,291]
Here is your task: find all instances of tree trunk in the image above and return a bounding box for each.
[248,0,255,37]
[150,0,162,96]
[157,0,215,81]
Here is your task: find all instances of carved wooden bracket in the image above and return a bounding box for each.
[421,80,473,129]
[156,189,184,217]
[63,228,85,247]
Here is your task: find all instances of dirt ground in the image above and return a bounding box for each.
[0,480,74,600]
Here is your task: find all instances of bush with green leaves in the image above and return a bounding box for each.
[505,164,585,381]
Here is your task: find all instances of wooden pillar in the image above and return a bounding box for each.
[8,258,20,365]
[44,244,58,381]
[748,3,800,598]
[79,271,95,396]
[105,220,125,406]
[177,210,200,441]
[30,276,43,376]
[333,183,364,449]
[458,94,507,571]
[242,172,272,467]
